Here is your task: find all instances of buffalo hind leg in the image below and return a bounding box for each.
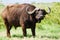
[6,25,12,38]
[31,27,35,38]
[4,19,12,38]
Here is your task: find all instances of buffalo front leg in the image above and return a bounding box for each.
[31,27,36,38]
[22,24,27,37]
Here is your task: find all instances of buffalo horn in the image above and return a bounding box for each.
[47,7,51,13]
[26,6,39,14]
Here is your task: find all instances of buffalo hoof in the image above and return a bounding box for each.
[7,35,11,38]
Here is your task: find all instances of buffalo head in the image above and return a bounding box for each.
[26,6,51,22]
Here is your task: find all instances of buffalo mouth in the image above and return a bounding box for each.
[37,17,44,23]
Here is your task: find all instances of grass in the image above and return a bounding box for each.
[0,27,60,40]
[0,2,60,40]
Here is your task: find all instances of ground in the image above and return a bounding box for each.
[0,27,60,40]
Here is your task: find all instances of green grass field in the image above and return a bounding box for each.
[0,2,60,40]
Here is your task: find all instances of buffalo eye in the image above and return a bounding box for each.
[38,9,40,11]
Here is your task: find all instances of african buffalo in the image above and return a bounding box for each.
[1,3,51,38]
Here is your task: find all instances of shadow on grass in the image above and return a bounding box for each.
[41,35,59,39]
[12,34,23,38]
[12,34,32,38]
